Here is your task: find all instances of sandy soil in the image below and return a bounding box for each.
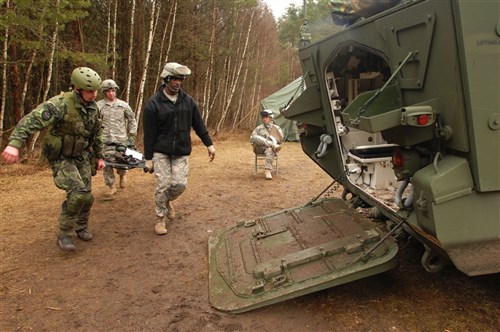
[1,132,498,331]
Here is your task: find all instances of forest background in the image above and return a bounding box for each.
[0,0,340,152]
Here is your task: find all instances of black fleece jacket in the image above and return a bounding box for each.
[143,85,213,160]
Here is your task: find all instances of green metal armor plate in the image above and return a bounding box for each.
[208,198,398,313]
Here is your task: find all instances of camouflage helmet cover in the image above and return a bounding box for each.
[101,79,119,91]
[260,109,274,117]
[71,67,101,90]
[160,62,192,79]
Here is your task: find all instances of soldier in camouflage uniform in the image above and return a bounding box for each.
[97,79,137,197]
[1,67,105,251]
[143,62,216,235]
[250,109,284,180]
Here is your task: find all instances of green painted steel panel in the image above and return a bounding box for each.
[208,198,398,313]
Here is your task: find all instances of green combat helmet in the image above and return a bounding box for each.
[101,79,119,91]
[71,67,101,90]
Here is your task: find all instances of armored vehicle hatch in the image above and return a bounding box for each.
[208,198,398,313]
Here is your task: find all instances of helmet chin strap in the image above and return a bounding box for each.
[74,88,91,105]
[166,86,179,94]
[163,78,180,95]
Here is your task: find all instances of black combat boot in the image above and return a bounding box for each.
[57,236,76,251]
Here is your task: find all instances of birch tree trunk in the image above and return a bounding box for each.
[124,0,136,102]
[0,0,10,148]
[232,54,250,128]
[134,0,159,123]
[21,51,37,112]
[218,12,238,119]
[215,8,255,133]
[202,0,217,123]
[30,11,59,152]
[78,18,85,53]
[155,0,175,89]
[21,2,49,114]
[162,0,177,70]
[111,0,118,79]
[105,1,111,69]
[249,45,260,108]
[43,23,58,102]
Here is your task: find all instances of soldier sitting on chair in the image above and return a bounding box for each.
[250,109,283,180]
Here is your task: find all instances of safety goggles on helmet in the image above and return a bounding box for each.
[260,109,273,117]
[169,76,185,82]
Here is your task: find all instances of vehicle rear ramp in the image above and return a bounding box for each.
[208,197,398,313]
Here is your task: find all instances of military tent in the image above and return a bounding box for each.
[258,77,303,142]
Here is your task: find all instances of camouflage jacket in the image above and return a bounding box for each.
[8,91,104,159]
[250,122,284,146]
[96,98,137,145]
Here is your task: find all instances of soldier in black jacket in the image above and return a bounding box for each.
[143,62,216,235]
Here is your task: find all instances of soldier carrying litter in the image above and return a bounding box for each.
[97,79,138,198]
[1,67,105,251]
[143,62,216,236]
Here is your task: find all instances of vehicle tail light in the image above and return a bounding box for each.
[392,149,404,168]
[417,114,429,126]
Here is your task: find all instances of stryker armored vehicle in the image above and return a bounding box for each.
[209,0,499,313]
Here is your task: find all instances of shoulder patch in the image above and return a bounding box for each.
[46,102,63,120]
[41,109,52,121]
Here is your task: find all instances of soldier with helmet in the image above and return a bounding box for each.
[143,62,216,235]
[97,79,137,197]
[250,109,284,180]
[1,67,105,251]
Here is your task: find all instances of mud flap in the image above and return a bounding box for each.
[208,198,398,313]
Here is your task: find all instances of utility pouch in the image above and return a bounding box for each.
[62,135,75,158]
[73,136,85,157]
[90,155,97,176]
[61,135,85,158]
[42,132,62,161]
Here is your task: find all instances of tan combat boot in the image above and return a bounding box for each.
[119,175,127,188]
[166,200,176,220]
[265,170,273,180]
[105,185,117,197]
[155,216,168,235]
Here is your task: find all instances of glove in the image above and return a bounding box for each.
[144,160,154,173]
[207,145,215,162]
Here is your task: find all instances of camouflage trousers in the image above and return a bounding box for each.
[252,138,277,170]
[103,165,127,187]
[103,145,127,186]
[51,157,94,237]
[153,153,189,218]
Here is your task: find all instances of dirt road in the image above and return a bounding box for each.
[1,133,498,331]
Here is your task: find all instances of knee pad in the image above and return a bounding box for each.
[66,191,93,215]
